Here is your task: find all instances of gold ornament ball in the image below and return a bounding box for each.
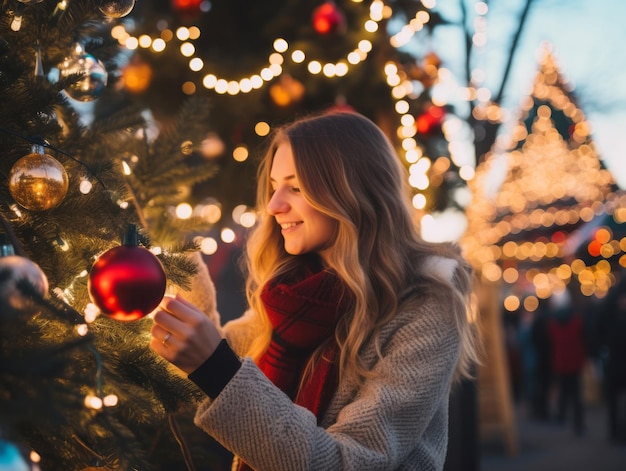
[9,152,69,211]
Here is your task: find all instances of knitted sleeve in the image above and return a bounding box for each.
[193,294,461,471]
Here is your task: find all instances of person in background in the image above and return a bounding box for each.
[546,290,587,436]
[149,111,480,471]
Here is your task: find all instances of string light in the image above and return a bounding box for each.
[115,0,385,96]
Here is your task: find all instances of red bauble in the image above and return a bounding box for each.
[88,243,166,322]
[416,105,446,136]
[171,0,203,15]
[312,2,345,35]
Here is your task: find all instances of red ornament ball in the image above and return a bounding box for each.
[171,0,203,14]
[88,245,166,321]
[312,2,345,35]
[416,105,446,136]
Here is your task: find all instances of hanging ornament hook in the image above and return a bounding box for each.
[33,41,44,79]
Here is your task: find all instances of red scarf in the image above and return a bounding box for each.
[239,258,350,471]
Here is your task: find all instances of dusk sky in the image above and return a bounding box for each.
[431,0,626,185]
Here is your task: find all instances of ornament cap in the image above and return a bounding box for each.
[0,234,15,257]
[122,223,139,246]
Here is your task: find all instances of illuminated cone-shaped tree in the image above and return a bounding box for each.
[463,48,620,306]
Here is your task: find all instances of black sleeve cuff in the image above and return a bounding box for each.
[188,338,242,399]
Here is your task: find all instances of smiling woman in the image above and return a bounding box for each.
[150,110,480,471]
[267,143,337,261]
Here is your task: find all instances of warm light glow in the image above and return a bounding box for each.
[200,237,218,255]
[85,394,103,410]
[232,146,248,162]
[503,295,521,311]
[291,50,305,63]
[200,203,221,223]
[175,203,193,219]
[103,394,119,407]
[240,212,257,228]
[84,303,99,323]
[79,179,93,194]
[255,121,271,136]
[273,38,288,53]
[221,228,236,243]
[461,50,621,303]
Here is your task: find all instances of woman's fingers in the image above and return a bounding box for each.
[150,323,172,345]
[150,294,223,373]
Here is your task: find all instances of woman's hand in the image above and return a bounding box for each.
[150,294,223,374]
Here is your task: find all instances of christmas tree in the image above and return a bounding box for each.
[0,1,225,469]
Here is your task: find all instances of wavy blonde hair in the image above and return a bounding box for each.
[243,111,479,385]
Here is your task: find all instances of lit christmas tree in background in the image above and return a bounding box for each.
[464,48,624,309]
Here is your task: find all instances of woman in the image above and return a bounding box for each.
[150,111,479,470]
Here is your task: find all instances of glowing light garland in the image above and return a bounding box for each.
[113,0,387,95]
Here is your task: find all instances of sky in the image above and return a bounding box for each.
[431,0,626,186]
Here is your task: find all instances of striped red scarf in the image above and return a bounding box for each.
[239,257,350,470]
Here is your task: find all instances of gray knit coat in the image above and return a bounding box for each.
[185,255,462,471]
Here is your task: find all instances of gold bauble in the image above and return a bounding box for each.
[9,152,69,211]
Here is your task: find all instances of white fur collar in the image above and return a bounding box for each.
[422,255,458,282]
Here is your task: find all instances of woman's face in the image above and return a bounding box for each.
[267,143,336,262]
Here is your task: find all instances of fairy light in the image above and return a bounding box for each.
[180,42,195,57]
[307,61,322,74]
[125,36,139,50]
[176,27,190,41]
[200,237,218,255]
[152,38,166,52]
[291,50,305,63]
[84,303,99,323]
[29,450,41,465]
[412,193,427,210]
[103,394,119,407]
[240,211,257,228]
[175,203,193,219]
[121,161,132,175]
[220,228,236,243]
[255,121,271,136]
[79,178,93,193]
[232,145,248,162]
[138,35,152,48]
[85,394,103,410]
[200,202,222,223]
[76,324,89,336]
[116,1,384,96]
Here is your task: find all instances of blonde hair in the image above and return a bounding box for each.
[243,111,478,385]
